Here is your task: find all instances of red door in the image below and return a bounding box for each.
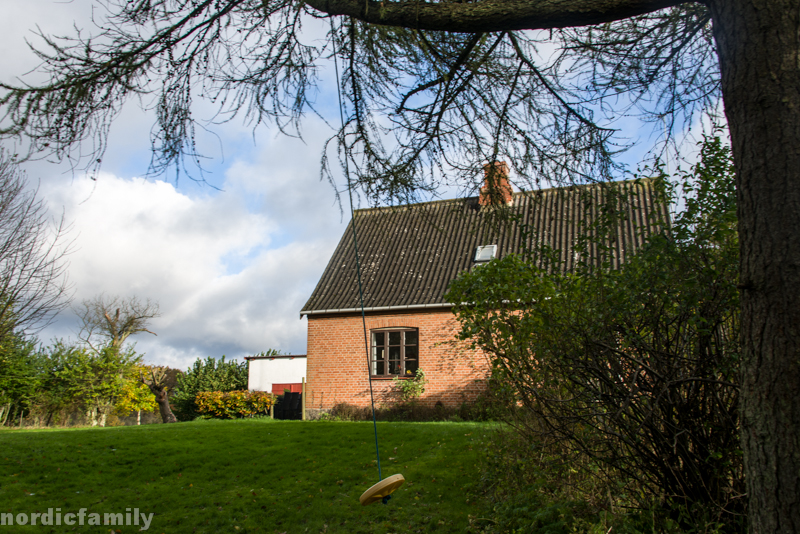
[271,383,302,394]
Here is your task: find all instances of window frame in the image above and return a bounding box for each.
[370,327,419,378]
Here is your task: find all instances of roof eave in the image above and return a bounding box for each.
[300,302,453,318]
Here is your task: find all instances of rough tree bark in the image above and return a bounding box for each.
[140,368,178,424]
[304,0,686,32]
[147,383,177,424]
[707,0,800,531]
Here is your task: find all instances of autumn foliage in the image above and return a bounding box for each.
[195,390,275,419]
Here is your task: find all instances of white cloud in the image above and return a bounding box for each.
[34,122,347,369]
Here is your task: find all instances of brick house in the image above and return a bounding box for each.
[300,168,667,416]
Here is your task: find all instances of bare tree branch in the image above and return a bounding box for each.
[75,294,160,352]
[0,150,72,341]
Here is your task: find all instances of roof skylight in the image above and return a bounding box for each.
[474,245,497,262]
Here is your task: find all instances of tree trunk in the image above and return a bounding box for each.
[87,407,98,427]
[709,0,800,531]
[137,409,141,425]
[148,384,177,424]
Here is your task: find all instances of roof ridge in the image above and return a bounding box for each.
[353,177,661,215]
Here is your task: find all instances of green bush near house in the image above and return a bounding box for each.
[448,134,744,532]
[326,389,497,423]
[171,356,248,420]
[195,390,275,419]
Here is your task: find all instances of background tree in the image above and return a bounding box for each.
[75,295,160,353]
[114,363,159,425]
[171,356,248,421]
[0,334,44,426]
[49,341,140,427]
[73,294,166,424]
[448,134,742,529]
[1,0,798,530]
[0,150,71,346]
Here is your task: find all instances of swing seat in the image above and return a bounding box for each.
[359,474,405,506]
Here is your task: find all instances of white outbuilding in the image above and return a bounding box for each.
[246,354,307,394]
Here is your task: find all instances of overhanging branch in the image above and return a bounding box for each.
[304,0,692,33]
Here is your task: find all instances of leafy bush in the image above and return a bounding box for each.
[195,390,275,419]
[326,402,371,421]
[324,389,498,422]
[171,356,248,420]
[392,368,427,402]
[449,135,744,530]
[475,428,650,534]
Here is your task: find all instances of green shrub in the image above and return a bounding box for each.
[475,427,652,534]
[449,135,744,530]
[324,393,499,423]
[195,390,275,419]
[171,356,248,420]
[392,368,427,402]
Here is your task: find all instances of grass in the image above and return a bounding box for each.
[0,418,491,533]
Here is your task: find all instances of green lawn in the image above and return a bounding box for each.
[0,419,491,533]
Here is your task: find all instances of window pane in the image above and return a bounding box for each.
[389,331,402,345]
[372,360,385,375]
[373,346,385,361]
[405,345,418,360]
[389,360,401,375]
[405,330,418,345]
[389,346,401,360]
[405,359,418,375]
[373,332,385,346]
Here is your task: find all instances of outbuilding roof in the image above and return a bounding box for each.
[301,178,668,316]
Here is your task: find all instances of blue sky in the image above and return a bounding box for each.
[0,0,714,371]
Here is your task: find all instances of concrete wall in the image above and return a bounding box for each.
[247,356,307,392]
[305,309,489,412]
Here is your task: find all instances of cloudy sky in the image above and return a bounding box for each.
[0,0,356,369]
[1,0,711,371]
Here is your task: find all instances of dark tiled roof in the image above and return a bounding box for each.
[301,179,668,315]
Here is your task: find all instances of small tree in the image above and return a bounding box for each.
[73,294,173,424]
[114,364,158,425]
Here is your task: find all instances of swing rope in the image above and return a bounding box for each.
[330,16,385,491]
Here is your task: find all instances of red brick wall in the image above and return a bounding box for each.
[305,309,489,411]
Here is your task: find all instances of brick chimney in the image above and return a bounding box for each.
[479,161,513,206]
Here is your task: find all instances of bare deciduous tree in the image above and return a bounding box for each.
[75,295,160,353]
[0,151,71,343]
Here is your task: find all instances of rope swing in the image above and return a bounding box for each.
[329,16,405,506]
